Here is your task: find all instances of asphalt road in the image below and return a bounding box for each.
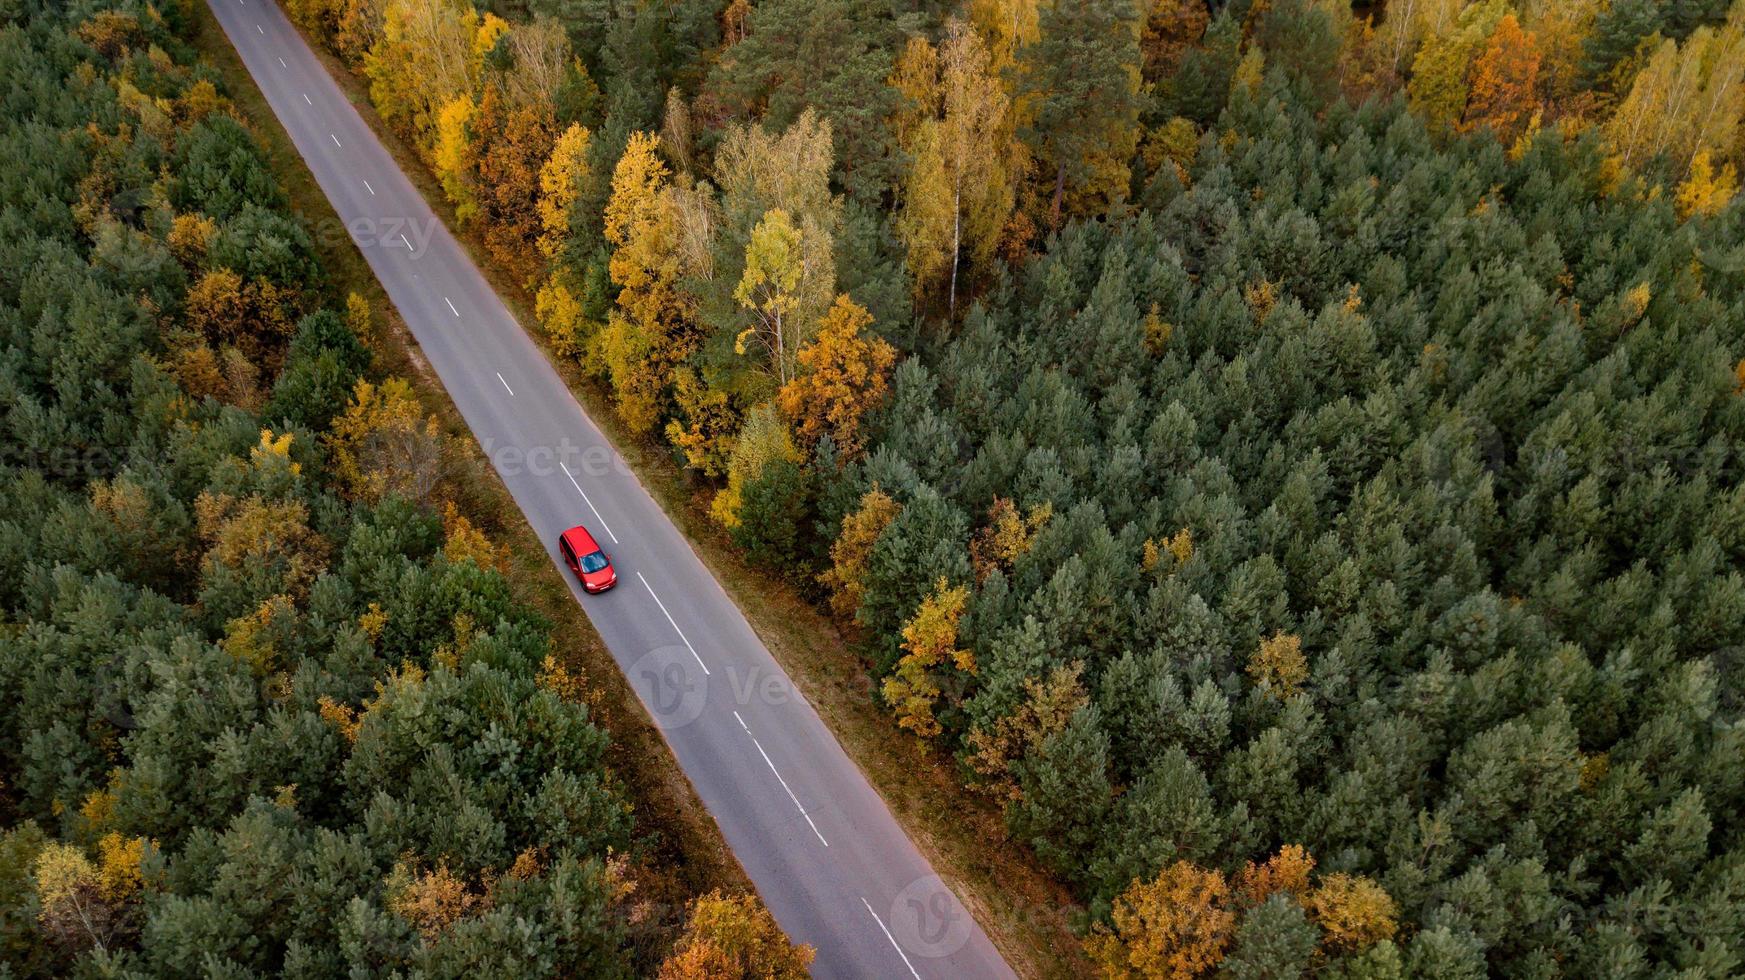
[202,1,1018,976]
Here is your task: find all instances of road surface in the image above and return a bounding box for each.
[202,1,1018,976]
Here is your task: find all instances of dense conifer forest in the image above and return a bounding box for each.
[0,2,813,975]
[8,0,1745,973]
[292,0,1745,971]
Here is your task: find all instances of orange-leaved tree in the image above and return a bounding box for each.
[1085,861,1236,980]
[775,294,897,459]
[1463,13,1542,142]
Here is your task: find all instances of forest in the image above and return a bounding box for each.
[7,0,1744,974]
[0,1,812,976]
[281,0,1745,973]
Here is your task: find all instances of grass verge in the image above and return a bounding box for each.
[187,0,751,913]
[203,5,1089,974]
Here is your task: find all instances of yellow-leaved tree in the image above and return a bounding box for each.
[1085,861,1236,980]
[893,18,1015,315]
[433,94,477,221]
[968,496,1052,582]
[33,834,154,954]
[364,0,482,152]
[883,578,974,737]
[713,109,840,358]
[1462,13,1542,142]
[1605,20,1745,177]
[1304,873,1399,953]
[1247,631,1308,699]
[656,890,814,979]
[538,122,593,259]
[325,377,444,503]
[469,84,560,284]
[1407,0,1509,131]
[597,132,695,432]
[709,403,799,528]
[964,661,1087,800]
[733,209,807,386]
[820,487,901,617]
[1676,149,1741,218]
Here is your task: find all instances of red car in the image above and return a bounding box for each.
[558,525,617,593]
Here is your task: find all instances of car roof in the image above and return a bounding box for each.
[562,525,600,552]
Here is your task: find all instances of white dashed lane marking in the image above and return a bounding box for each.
[861,899,923,979]
[749,732,828,847]
[635,572,707,673]
[496,372,514,397]
[559,461,619,545]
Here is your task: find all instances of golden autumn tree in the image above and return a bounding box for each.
[819,486,901,617]
[666,367,741,476]
[1606,22,1745,177]
[709,403,799,528]
[1085,861,1236,980]
[1463,13,1542,142]
[433,94,478,220]
[365,0,482,151]
[441,501,508,572]
[889,35,942,149]
[713,109,840,340]
[538,122,592,259]
[1676,148,1741,219]
[332,0,386,66]
[775,295,897,459]
[469,83,559,284]
[33,835,154,954]
[194,491,329,600]
[1248,631,1308,699]
[183,267,293,363]
[1234,844,1316,905]
[1378,0,1464,78]
[1140,0,1210,85]
[894,19,1016,315]
[222,594,298,673]
[598,132,695,432]
[1407,0,1508,132]
[965,661,1088,799]
[969,0,1043,82]
[734,208,808,385]
[657,890,814,979]
[167,213,215,267]
[968,496,1052,582]
[1303,873,1399,953]
[325,377,445,503]
[386,862,485,942]
[883,578,974,737]
[1520,0,1598,110]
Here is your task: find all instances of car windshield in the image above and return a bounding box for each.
[579,550,609,573]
